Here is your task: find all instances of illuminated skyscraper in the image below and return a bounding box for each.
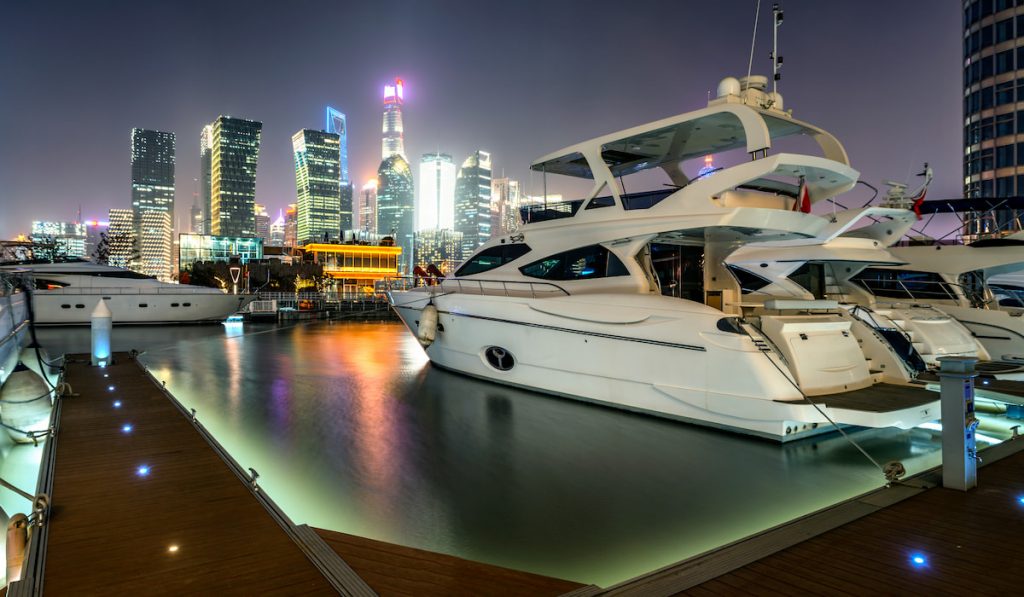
[30,221,86,259]
[358,180,378,234]
[454,150,492,255]
[417,153,455,231]
[130,128,175,279]
[293,129,342,244]
[490,177,522,237]
[269,210,285,246]
[211,116,262,237]
[200,124,213,234]
[381,78,405,161]
[255,203,271,244]
[284,203,297,247]
[325,107,349,184]
[414,229,463,275]
[377,155,415,273]
[106,208,136,269]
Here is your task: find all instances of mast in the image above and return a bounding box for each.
[771,3,784,95]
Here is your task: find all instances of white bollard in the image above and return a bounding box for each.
[91,299,112,367]
[938,356,979,491]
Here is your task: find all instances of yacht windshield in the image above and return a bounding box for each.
[852,268,958,301]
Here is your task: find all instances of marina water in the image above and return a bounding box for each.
[33,320,994,586]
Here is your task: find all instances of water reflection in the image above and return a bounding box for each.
[31,321,1001,585]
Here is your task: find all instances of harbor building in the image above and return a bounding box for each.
[178,233,264,271]
[454,150,492,255]
[963,0,1024,235]
[377,155,415,274]
[358,180,378,234]
[130,128,175,279]
[105,208,136,269]
[30,221,86,259]
[200,124,213,234]
[490,177,522,237]
[293,129,342,245]
[414,228,463,275]
[210,116,262,237]
[418,153,456,231]
[381,78,406,161]
[303,242,401,296]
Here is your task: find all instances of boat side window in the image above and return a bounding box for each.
[454,244,532,277]
[788,263,826,299]
[519,244,629,281]
[726,265,772,295]
[584,196,616,210]
[852,268,956,300]
[139,303,148,308]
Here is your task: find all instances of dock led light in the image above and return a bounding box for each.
[168,544,179,553]
[103,374,109,378]
[136,465,150,477]
[108,385,115,391]
[122,423,133,434]
[910,554,927,567]
[1018,496,1024,505]
[113,400,122,408]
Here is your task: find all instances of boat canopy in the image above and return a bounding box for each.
[530,103,849,180]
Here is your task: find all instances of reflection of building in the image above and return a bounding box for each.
[200,124,213,234]
[454,150,492,255]
[178,234,264,270]
[377,155,415,273]
[293,129,342,245]
[381,78,405,160]
[304,243,401,296]
[211,116,262,237]
[490,177,521,237]
[418,153,455,231]
[107,208,136,269]
[358,180,378,233]
[414,229,463,274]
[255,203,271,243]
[963,2,1024,236]
[284,203,297,247]
[30,221,87,258]
[131,128,175,278]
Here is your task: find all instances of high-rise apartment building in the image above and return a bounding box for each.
[454,151,492,255]
[106,208,136,269]
[255,203,271,244]
[292,129,342,244]
[414,228,463,275]
[210,116,262,237]
[377,155,415,273]
[417,153,456,231]
[963,0,1024,235]
[200,124,213,234]
[84,220,108,261]
[284,203,298,247]
[358,180,378,234]
[130,128,175,279]
[490,177,522,237]
[30,221,86,259]
[382,78,406,161]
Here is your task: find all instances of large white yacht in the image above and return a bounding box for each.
[388,76,940,442]
[1,272,30,382]
[0,262,251,325]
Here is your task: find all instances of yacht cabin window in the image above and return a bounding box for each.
[454,244,532,277]
[519,244,628,281]
[726,265,772,295]
[852,268,958,301]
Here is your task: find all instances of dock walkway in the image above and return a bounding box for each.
[21,353,580,595]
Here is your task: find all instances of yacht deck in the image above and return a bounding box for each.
[775,382,937,412]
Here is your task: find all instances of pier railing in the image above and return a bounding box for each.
[384,276,570,299]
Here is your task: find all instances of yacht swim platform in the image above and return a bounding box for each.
[10,353,581,595]
[778,383,938,413]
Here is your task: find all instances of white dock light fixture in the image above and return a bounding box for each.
[91,298,112,367]
[230,266,242,295]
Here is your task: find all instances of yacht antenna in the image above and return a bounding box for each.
[771,3,784,94]
[745,0,762,82]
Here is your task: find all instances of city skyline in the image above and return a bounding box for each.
[0,1,960,241]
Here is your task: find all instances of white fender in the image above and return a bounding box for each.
[0,363,53,444]
[6,512,28,584]
[417,304,438,347]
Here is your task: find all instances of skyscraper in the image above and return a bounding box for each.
[200,124,213,234]
[293,129,342,245]
[325,107,350,184]
[963,0,1024,236]
[454,150,492,255]
[255,203,271,244]
[106,208,136,269]
[210,116,262,237]
[490,177,522,237]
[414,228,463,275]
[340,183,354,233]
[130,128,175,280]
[358,180,378,234]
[377,155,415,273]
[269,210,285,246]
[284,203,297,247]
[381,78,405,161]
[30,221,86,259]
[417,153,456,231]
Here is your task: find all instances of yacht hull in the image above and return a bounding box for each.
[391,292,938,442]
[30,292,250,325]
[1,292,29,383]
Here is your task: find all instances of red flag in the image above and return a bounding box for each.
[794,179,811,213]
[911,189,927,220]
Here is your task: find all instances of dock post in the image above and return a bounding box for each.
[937,356,979,491]
[90,299,112,367]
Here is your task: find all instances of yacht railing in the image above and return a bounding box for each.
[385,276,570,299]
[37,286,229,296]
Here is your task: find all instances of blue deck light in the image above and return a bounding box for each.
[910,553,927,567]
[122,423,133,434]
[108,385,115,391]
[113,400,122,408]
[137,465,150,477]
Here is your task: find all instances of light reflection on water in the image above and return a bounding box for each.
[37,321,957,585]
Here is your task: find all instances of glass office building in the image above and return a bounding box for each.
[454,150,492,256]
[377,155,415,274]
[293,129,342,245]
[178,234,263,270]
[211,116,262,237]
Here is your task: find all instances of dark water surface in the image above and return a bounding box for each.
[37,320,956,585]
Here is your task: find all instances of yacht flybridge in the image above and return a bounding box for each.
[389,76,940,442]
[0,262,251,325]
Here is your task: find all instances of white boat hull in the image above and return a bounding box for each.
[30,291,250,325]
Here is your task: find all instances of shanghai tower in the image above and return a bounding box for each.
[381,78,405,161]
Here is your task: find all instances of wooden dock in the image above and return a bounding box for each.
[13,353,580,595]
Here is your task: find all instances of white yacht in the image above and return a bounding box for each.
[388,76,940,442]
[1,272,30,383]
[0,262,251,325]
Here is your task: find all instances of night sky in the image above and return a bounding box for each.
[0,0,960,240]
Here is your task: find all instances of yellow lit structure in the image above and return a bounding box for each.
[304,243,402,295]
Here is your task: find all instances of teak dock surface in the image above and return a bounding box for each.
[19,353,581,595]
